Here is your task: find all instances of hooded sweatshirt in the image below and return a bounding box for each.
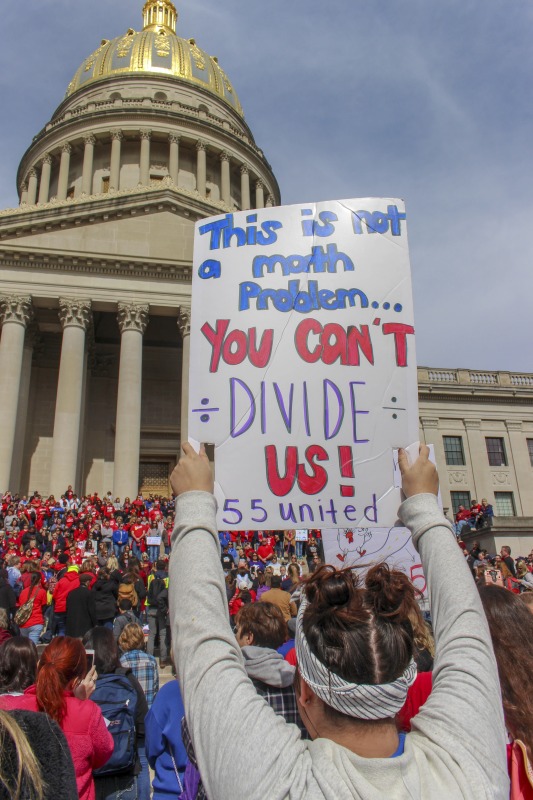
[53,568,80,613]
[169,491,509,800]
[241,645,295,688]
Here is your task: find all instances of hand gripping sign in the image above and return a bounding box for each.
[189,198,419,531]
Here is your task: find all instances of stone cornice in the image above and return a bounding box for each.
[419,391,533,407]
[0,248,191,282]
[0,183,230,231]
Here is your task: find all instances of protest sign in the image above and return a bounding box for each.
[189,198,418,530]
[146,536,161,546]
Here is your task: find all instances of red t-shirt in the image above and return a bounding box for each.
[257,544,274,562]
[17,585,48,628]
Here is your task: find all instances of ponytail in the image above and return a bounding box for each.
[35,637,86,725]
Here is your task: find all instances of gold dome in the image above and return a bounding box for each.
[66,0,243,117]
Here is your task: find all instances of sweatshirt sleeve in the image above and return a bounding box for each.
[399,493,509,797]
[169,491,308,800]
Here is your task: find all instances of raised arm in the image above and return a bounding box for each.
[168,444,307,800]
[398,446,508,795]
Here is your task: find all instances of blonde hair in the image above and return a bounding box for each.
[118,622,145,653]
[107,555,119,572]
[0,709,45,799]
[408,605,435,658]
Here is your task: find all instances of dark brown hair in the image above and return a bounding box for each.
[0,637,38,693]
[235,601,287,650]
[302,563,415,686]
[479,584,533,755]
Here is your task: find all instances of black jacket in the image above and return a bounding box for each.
[0,710,78,800]
[65,585,98,638]
[93,577,119,620]
[0,577,16,614]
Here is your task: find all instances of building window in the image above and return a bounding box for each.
[494,492,516,516]
[443,436,465,466]
[528,439,533,467]
[450,491,471,516]
[66,187,75,199]
[101,176,110,194]
[486,437,507,467]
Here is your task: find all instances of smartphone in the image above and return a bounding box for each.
[85,649,95,670]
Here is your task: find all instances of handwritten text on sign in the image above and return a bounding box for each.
[189,199,419,529]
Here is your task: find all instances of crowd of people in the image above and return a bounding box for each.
[455,498,494,534]
[0,448,532,798]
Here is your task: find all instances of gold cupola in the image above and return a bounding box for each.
[64,1,243,116]
[142,0,177,33]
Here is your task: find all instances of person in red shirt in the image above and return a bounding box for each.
[53,565,81,636]
[17,571,48,644]
[257,540,274,565]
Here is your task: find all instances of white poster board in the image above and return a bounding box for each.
[190,198,418,530]
[146,536,161,546]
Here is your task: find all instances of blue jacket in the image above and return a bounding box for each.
[145,680,188,798]
[113,528,129,545]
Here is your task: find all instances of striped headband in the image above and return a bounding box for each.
[295,597,417,720]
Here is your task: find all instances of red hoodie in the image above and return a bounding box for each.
[53,570,80,612]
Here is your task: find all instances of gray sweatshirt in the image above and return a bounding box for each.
[169,491,509,800]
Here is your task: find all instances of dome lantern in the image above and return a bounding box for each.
[142,0,177,33]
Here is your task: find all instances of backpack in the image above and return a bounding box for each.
[91,671,138,776]
[147,576,167,610]
[14,587,39,627]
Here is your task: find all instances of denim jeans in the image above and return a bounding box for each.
[21,624,43,645]
[148,545,159,562]
[131,541,143,560]
[54,612,66,637]
[136,744,150,800]
[296,541,304,558]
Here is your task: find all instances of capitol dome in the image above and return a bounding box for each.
[66,0,243,117]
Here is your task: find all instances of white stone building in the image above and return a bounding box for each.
[0,0,279,500]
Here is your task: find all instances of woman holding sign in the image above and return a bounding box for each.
[168,444,508,799]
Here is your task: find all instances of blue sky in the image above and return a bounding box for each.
[0,0,531,372]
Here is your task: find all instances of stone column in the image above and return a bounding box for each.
[49,299,92,496]
[110,129,123,191]
[178,306,191,447]
[38,154,52,204]
[0,296,33,491]
[113,303,149,500]
[266,194,274,208]
[255,179,264,209]
[82,134,96,195]
[168,133,180,185]
[140,129,152,186]
[220,151,231,205]
[464,419,492,502]
[27,169,38,205]
[196,140,206,196]
[57,143,72,201]
[10,324,39,491]
[505,421,531,514]
[240,165,250,210]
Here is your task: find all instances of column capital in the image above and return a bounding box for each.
[464,419,482,430]
[168,133,180,144]
[28,167,37,179]
[177,306,191,338]
[266,194,274,207]
[61,142,72,155]
[220,150,230,163]
[255,179,264,190]
[41,153,52,166]
[140,128,152,140]
[20,181,28,192]
[196,139,206,152]
[83,133,96,146]
[420,417,439,429]
[0,296,33,328]
[118,303,149,334]
[240,163,249,175]
[58,298,92,331]
[110,129,123,141]
[506,420,523,432]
